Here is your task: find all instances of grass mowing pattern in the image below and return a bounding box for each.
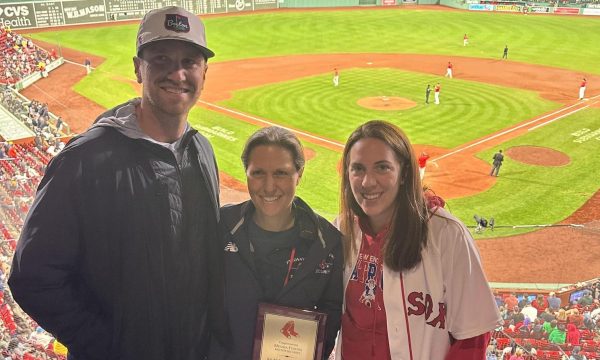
[448,107,600,237]
[28,10,600,74]
[23,8,600,236]
[221,68,559,148]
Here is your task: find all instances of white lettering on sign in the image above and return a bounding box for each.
[65,5,105,19]
[0,5,30,17]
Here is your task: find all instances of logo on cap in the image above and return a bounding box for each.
[164,14,190,33]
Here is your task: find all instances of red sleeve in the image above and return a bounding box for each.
[444,331,491,360]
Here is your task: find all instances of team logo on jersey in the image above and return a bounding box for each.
[407,292,447,329]
[315,253,335,275]
[350,253,383,309]
[359,279,377,308]
[224,242,238,252]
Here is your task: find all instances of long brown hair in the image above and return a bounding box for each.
[339,120,429,272]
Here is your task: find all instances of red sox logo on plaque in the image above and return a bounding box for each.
[280,320,300,339]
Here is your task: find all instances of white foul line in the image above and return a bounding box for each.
[198,100,345,148]
[528,105,590,131]
[432,100,595,162]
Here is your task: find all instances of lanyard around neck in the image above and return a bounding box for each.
[284,247,296,287]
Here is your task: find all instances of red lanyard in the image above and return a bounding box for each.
[283,247,296,286]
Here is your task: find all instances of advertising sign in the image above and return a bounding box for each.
[382,0,396,5]
[62,0,106,24]
[253,0,277,10]
[495,4,521,12]
[468,4,494,11]
[529,6,551,13]
[227,0,251,12]
[0,3,36,28]
[582,8,600,15]
[553,7,579,14]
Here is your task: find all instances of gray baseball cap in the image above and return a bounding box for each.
[136,6,215,59]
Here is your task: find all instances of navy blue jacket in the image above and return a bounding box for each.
[210,197,343,360]
[9,122,223,360]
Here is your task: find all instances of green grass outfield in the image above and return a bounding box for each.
[26,8,600,237]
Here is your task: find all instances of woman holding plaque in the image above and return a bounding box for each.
[335,120,501,360]
[209,126,343,360]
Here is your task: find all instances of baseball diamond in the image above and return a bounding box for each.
[14,4,600,290]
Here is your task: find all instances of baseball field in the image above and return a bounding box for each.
[22,6,600,284]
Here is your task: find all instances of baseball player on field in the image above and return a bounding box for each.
[463,34,469,46]
[333,67,340,87]
[445,61,453,78]
[335,120,501,360]
[434,83,441,105]
[418,151,430,180]
[579,78,587,100]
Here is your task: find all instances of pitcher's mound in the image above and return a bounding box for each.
[506,145,570,166]
[357,96,417,111]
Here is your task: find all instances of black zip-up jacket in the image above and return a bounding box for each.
[209,197,343,360]
[9,102,223,360]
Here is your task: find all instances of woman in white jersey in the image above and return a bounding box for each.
[335,120,501,360]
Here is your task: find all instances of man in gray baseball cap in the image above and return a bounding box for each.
[136,6,215,59]
[9,5,225,360]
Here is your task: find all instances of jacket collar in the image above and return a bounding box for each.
[229,197,327,249]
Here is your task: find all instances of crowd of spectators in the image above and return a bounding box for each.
[0,25,57,85]
[488,283,600,359]
[1,88,68,156]
[1,139,68,358]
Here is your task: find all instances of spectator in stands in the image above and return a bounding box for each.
[557,308,569,322]
[569,345,587,360]
[55,116,64,132]
[498,305,509,320]
[518,294,529,309]
[505,292,519,311]
[9,6,224,360]
[544,319,557,338]
[548,291,562,310]
[522,341,537,357]
[579,291,594,306]
[521,301,538,322]
[532,293,549,315]
[494,290,504,307]
[549,322,567,344]
[540,307,557,322]
[530,318,544,339]
[508,347,524,360]
[6,142,16,158]
[567,323,581,345]
[568,308,585,328]
[486,350,498,360]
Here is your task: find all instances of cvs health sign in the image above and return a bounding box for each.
[0,4,36,28]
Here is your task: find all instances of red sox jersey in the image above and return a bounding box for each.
[581,80,587,88]
[335,208,501,360]
[435,84,441,93]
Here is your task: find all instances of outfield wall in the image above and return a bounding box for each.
[0,0,278,29]
[278,0,405,7]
